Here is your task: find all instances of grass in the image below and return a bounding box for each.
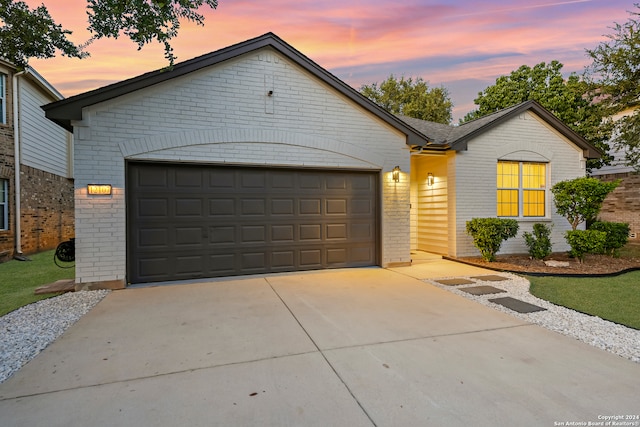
[529,270,640,330]
[0,250,74,317]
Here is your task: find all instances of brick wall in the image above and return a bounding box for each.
[19,164,74,254]
[0,68,15,259]
[72,47,410,286]
[598,173,640,241]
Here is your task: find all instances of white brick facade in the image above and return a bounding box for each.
[71,47,410,286]
[453,112,586,257]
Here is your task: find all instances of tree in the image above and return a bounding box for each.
[0,0,218,69]
[551,177,619,230]
[461,61,612,171]
[87,0,218,65]
[0,0,88,69]
[586,4,640,172]
[360,75,453,124]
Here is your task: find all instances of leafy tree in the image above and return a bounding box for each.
[0,0,218,69]
[551,177,619,230]
[461,61,612,170]
[87,0,218,65]
[586,4,640,172]
[360,74,453,124]
[0,0,88,69]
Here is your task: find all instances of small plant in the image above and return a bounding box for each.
[523,223,553,260]
[466,218,519,262]
[565,229,607,263]
[590,221,630,257]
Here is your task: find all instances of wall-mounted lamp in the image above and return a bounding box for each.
[87,184,112,196]
[267,90,274,96]
[392,166,401,183]
[427,173,434,186]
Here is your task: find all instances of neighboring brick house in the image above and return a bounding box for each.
[590,107,639,241]
[43,33,600,289]
[0,61,74,261]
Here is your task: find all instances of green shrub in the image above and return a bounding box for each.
[523,223,553,260]
[466,218,519,262]
[565,229,607,262]
[590,221,630,256]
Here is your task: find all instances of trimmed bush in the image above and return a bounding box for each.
[590,221,630,257]
[565,230,607,262]
[523,223,553,260]
[466,218,519,262]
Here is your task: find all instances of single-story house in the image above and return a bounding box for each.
[43,33,600,289]
[0,61,74,261]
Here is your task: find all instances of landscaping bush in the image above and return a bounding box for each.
[523,223,553,260]
[466,218,519,262]
[565,229,607,262]
[590,221,630,257]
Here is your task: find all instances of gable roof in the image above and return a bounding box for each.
[42,32,431,147]
[398,100,602,158]
[0,59,64,101]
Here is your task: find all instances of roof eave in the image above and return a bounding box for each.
[43,32,432,146]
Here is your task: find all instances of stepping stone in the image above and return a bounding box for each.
[435,278,475,286]
[470,275,509,282]
[461,286,507,296]
[488,297,547,313]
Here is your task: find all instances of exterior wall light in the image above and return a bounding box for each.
[392,166,401,182]
[427,173,434,186]
[87,184,112,196]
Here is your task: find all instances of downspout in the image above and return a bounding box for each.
[13,70,25,256]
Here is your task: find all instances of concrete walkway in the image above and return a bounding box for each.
[1,263,638,426]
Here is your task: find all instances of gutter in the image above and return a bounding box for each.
[13,70,25,256]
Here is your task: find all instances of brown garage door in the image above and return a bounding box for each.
[126,162,378,284]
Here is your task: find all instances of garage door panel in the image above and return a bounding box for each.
[241,225,266,243]
[210,226,235,244]
[175,227,204,246]
[272,225,294,241]
[210,199,235,215]
[271,199,294,215]
[176,169,203,187]
[175,199,203,217]
[326,199,347,215]
[138,229,168,248]
[241,199,266,215]
[138,199,168,217]
[127,163,378,284]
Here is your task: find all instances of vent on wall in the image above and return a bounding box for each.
[630,232,637,239]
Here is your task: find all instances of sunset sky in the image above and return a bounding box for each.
[25,0,636,121]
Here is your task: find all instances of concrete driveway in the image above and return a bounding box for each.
[1,263,638,426]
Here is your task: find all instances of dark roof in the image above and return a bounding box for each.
[42,32,431,147]
[397,100,602,158]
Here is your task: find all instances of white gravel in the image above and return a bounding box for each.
[0,290,110,383]
[427,273,640,364]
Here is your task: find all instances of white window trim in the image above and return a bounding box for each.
[0,73,6,125]
[0,179,8,231]
[497,161,550,219]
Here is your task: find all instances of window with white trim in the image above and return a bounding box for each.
[0,74,6,124]
[0,179,8,230]
[497,161,547,217]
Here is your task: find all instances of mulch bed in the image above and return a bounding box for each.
[451,252,640,276]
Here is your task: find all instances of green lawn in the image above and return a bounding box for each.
[529,271,640,330]
[0,250,74,317]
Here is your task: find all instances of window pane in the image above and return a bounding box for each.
[524,190,545,216]
[497,189,518,216]
[497,161,519,188]
[523,163,546,189]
